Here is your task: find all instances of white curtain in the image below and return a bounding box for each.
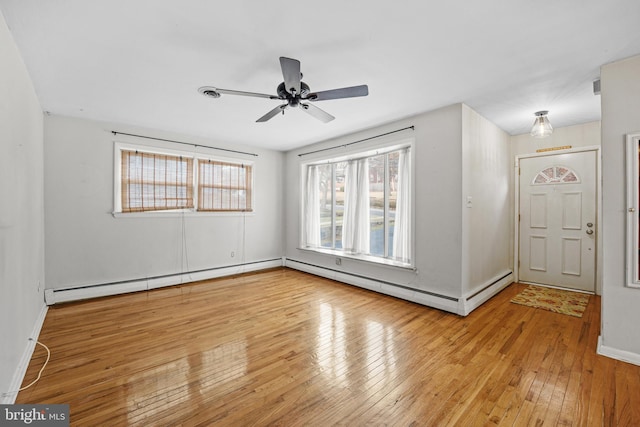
[304,165,321,247]
[342,158,370,253]
[392,148,411,262]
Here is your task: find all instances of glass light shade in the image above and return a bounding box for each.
[530,111,553,138]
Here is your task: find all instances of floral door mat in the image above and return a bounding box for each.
[510,285,590,317]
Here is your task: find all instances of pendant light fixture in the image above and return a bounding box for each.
[530,110,553,138]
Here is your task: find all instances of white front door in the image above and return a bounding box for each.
[518,151,596,292]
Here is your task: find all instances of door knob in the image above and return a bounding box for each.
[586,229,594,235]
[587,222,593,228]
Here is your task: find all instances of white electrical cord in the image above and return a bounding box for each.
[2,340,50,397]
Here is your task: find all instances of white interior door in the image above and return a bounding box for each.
[518,151,596,292]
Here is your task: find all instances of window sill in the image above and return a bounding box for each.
[112,210,255,218]
[298,246,415,271]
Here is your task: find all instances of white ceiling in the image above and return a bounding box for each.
[1,1,640,151]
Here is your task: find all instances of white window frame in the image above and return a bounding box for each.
[113,142,255,217]
[626,132,640,288]
[299,136,415,269]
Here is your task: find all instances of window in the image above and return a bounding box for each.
[303,146,412,266]
[532,165,579,185]
[198,160,253,212]
[115,144,253,214]
[120,150,194,212]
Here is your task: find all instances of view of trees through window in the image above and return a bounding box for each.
[314,151,400,259]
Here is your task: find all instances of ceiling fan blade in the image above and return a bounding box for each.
[199,86,280,99]
[306,84,369,101]
[256,104,287,122]
[300,103,335,123]
[279,57,301,95]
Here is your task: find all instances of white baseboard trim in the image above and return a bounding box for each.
[2,303,48,404]
[45,259,283,305]
[285,259,460,314]
[459,271,514,316]
[597,336,640,366]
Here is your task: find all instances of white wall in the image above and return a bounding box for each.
[511,121,601,158]
[284,103,512,314]
[44,115,284,291]
[462,105,512,298]
[284,105,462,301]
[599,54,640,363]
[0,11,46,400]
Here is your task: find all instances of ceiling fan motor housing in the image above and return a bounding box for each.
[277,81,310,99]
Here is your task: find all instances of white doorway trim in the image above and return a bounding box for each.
[514,145,602,294]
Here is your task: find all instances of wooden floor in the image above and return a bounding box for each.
[17,268,640,426]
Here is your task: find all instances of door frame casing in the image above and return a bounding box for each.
[514,146,602,294]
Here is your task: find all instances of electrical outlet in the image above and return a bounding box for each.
[231,251,235,258]
[335,258,341,266]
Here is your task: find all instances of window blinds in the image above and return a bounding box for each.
[198,161,253,212]
[121,150,194,212]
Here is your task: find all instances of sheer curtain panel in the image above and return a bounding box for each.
[304,165,321,247]
[342,158,370,254]
[392,148,411,262]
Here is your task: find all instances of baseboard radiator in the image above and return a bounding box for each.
[460,271,514,315]
[44,258,284,305]
[285,258,513,316]
[44,257,513,315]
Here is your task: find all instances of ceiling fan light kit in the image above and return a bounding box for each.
[199,57,369,123]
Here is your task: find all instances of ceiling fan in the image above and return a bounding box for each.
[198,57,369,123]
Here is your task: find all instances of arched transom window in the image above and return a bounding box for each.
[532,165,580,185]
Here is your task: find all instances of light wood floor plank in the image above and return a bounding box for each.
[15,268,640,426]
